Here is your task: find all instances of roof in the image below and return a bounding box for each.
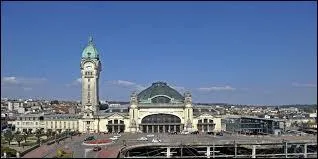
[241,116,285,122]
[82,36,99,59]
[137,82,184,103]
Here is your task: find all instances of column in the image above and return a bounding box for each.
[212,143,215,158]
[168,125,170,132]
[118,125,120,133]
[252,145,256,158]
[234,141,237,158]
[284,141,288,158]
[147,125,149,133]
[152,125,154,133]
[157,125,159,133]
[206,146,211,158]
[163,125,165,133]
[174,125,176,132]
[304,144,307,158]
[112,126,114,133]
[208,125,210,132]
[166,147,171,158]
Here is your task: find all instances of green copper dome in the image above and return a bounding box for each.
[137,82,184,103]
[82,36,99,59]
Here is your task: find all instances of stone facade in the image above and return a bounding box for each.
[80,37,101,114]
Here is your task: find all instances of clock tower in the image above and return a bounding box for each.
[80,36,101,115]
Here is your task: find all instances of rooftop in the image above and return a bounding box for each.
[137,82,184,103]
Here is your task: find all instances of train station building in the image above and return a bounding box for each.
[9,37,222,134]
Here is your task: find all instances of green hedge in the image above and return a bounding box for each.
[47,136,68,146]
[1,147,17,157]
[1,139,7,144]
[21,141,38,147]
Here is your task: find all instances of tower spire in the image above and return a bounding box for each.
[88,36,93,44]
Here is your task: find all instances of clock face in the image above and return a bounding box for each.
[84,62,94,70]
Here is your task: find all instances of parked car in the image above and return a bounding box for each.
[137,137,148,141]
[207,132,214,135]
[84,136,95,141]
[152,138,162,143]
[191,131,199,134]
[181,131,190,135]
[109,137,119,140]
[216,132,223,136]
[169,131,178,135]
[93,146,101,151]
[114,134,121,138]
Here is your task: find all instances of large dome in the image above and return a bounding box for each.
[137,82,184,103]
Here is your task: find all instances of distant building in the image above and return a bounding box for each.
[8,102,13,111]
[17,107,25,114]
[309,113,317,118]
[68,106,77,114]
[225,116,285,135]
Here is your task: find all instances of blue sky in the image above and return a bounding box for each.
[1,2,317,105]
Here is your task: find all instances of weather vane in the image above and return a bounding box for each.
[89,36,93,44]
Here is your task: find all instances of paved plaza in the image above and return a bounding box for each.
[21,132,317,158]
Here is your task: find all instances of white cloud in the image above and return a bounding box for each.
[198,85,236,91]
[66,78,82,87]
[2,77,19,84]
[1,76,47,86]
[112,80,136,86]
[76,78,82,83]
[108,80,146,91]
[292,82,317,88]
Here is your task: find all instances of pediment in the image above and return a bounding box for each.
[105,113,127,119]
[199,113,214,118]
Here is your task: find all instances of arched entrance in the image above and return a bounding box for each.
[140,114,183,133]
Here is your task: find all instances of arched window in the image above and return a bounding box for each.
[141,114,181,124]
[151,96,171,103]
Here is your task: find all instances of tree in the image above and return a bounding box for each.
[46,129,53,138]
[4,131,14,145]
[22,133,29,143]
[1,147,17,157]
[52,131,56,137]
[35,129,43,144]
[52,131,57,143]
[15,134,23,147]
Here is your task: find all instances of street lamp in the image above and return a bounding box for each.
[54,133,57,144]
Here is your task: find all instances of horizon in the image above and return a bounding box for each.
[1,97,316,106]
[1,2,317,105]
